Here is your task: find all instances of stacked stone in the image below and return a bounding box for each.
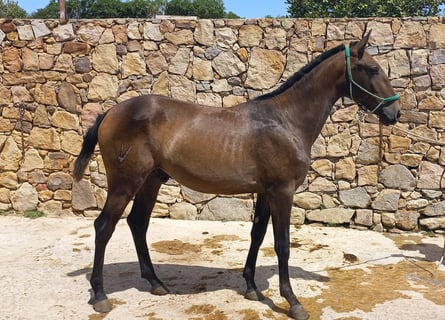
[0,17,444,232]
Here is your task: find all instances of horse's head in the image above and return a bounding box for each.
[345,32,401,125]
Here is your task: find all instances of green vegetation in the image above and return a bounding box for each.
[165,0,239,18]
[0,210,11,216]
[29,0,239,19]
[286,0,445,17]
[0,0,27,18]
[23,210,45,219]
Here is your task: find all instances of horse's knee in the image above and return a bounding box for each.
[274,242,290,259]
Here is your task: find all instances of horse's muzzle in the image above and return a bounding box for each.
[379,103,401,125]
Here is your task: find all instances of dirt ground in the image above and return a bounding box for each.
[1,215,444,320]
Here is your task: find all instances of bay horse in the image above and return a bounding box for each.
[73,32,400,319]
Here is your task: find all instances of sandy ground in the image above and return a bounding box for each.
[1,215,444,320]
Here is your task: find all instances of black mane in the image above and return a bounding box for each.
[254,43,346,101]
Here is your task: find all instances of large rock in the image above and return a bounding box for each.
[181,186,216,204]
[372,189,400,211]
[428,23,445,49]
[194,19,214,46]
[61,131,83,155]
[22,47,39,71]
[20,148,44,172]
[91,44,118,73]
[245,48,285,89]
[169,202,198,220]
[306,208,355,224]
[417,161,444,189]
[335,157,356,181]
[88,73,118,100]
[77,24,105,45]
[3,47,22,73]
[239,25,263,47]
[311,159,332,177]
[0,137,22,171]
[368,21,394,46]
[157,185,181,204]
[356,138,380,165]
[423,201,445,217]
[339,187,371,208]
[419,217,445,230]
[47,172,72,191]
[326,130,351,157]
[32,21,51,38]
[57,82,78,113]
[169,47,191,75]
[0,172,18,189]
[72,179,97,211]
[309,177,337,192]
[34,84,57,105]
[199,197,253,221]
[52,110,79,130]
[430,64,445,89]
[293,192,322,209]
[28,127,61,151]
[395,210,420,231]
[169,74,196,103]
[378,164,415,191]
[147,52,168,76]
[212,51,246,78]
[193,57,213,81]
[215,27,237,49]
[265,28,286,50]
[165,30,194,45]
[394,21,426,48]
[355,209,373,227]
[80,102,102,133]
[143,22,164,41]
[11,183,38,212]
[386,50,410,78]
[122,52,147,78]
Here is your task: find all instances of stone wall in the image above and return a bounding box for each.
[1,17,445,232]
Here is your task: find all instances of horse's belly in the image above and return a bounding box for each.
[161,163,262,195]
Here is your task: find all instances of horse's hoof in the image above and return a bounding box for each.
[93,299,112,313]
[290,304,309,320]
[244,289,265,301]
[151,284,169,295]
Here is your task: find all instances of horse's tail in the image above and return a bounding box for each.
[73,112,108,181]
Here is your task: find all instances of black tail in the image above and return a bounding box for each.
[73,112,108,181]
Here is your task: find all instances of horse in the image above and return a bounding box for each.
[73,32,400,320]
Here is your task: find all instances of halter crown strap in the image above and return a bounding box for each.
[345,45,400,114]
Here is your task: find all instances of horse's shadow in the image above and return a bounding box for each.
[68,261,329,313]
[398,241,445,263]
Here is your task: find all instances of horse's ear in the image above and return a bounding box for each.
[353,30,371,60]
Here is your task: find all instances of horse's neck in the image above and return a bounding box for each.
[283,55,345,144]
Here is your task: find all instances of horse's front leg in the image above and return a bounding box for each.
[268,184,309,320]
[243,193,270,301]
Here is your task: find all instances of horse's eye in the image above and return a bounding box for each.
[368,66,379,75]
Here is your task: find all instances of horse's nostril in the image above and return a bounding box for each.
[397,110,401,119]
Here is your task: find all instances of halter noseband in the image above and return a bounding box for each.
[345,45,400,114]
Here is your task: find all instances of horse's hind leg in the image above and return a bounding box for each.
[243,193,270,301]
[127,170,170,295]
[90,184,138,313]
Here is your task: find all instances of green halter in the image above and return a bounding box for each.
[345,45,400,114]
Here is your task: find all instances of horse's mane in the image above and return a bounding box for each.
[254,43,346,101]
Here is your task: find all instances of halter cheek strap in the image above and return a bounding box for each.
[345,45,400,114]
